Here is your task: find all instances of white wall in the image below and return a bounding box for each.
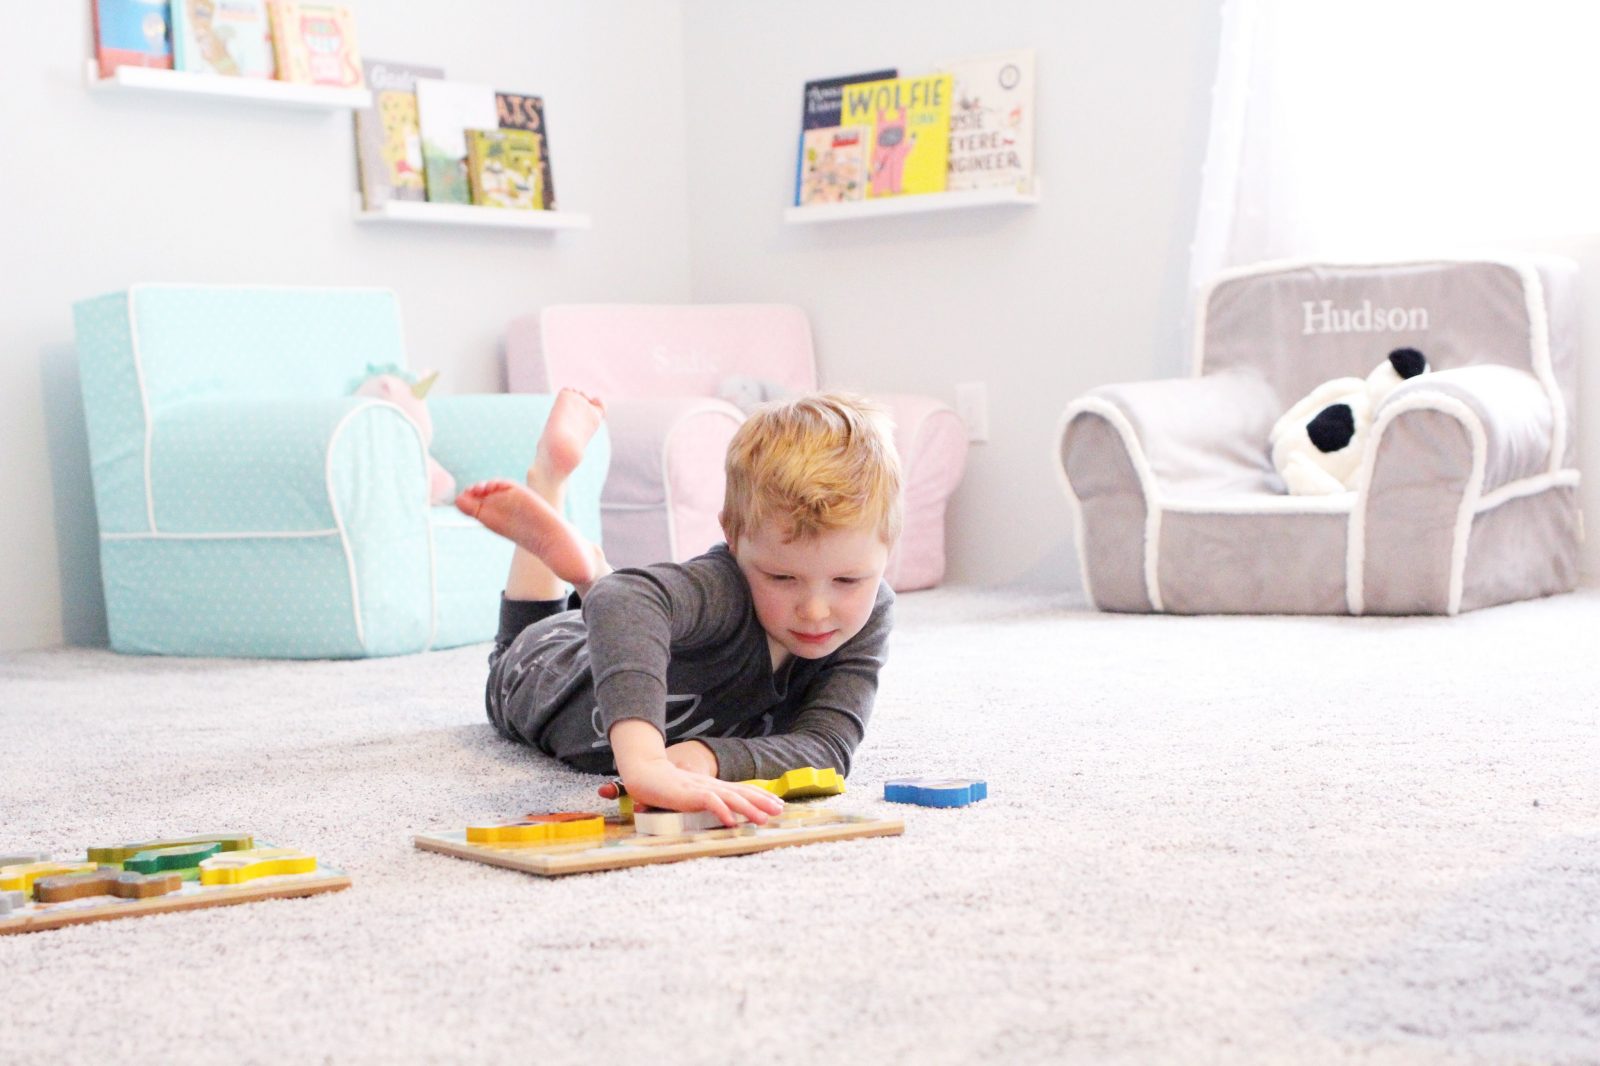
[682,0,1224,587]
[4,0,694,651]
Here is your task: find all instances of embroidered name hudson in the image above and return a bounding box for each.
[1302,299,1429,335]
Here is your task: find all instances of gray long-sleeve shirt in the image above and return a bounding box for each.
[484,544,894,782]
[584,544,895,781]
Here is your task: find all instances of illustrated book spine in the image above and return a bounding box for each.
[93,0,174,78]
[354,59,445,208]
[940,49,1035,192]
[171,0,274,78]
[839,73,953,198]
[496,91,555,210]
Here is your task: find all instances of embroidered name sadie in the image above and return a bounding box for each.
[1302,299,1429,335]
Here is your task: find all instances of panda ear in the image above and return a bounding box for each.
[1387,347,1427,379]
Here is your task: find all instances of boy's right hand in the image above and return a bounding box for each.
[619,756,784,827]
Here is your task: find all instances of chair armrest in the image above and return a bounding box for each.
[429,394,612,544]
[145,397,428,533]
[1370,365,1556,495]
[1060,370,1282,500]
[595,395,744,505]
[875,393,969,498]
[1357,365,1559,616]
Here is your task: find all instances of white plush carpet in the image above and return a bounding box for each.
[3,586,1598,1064]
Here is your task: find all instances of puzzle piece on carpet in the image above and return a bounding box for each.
[746,766,846,800]
[633,809,746,836]
[0,834,349,936]
[198,848,317,885]
[124,842,222,878]
[0,852,48,868]
[883,777,988,808]
[0,861,98,894]
[467,813,606,845]
[416,806,903,877]
[34,869,182,903]
[617,765,845,819]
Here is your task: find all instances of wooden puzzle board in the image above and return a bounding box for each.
[415,808,904,877]
[0,864,351,935]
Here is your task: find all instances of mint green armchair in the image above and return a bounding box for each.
[73,285,608,657]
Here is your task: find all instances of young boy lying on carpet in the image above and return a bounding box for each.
[456,389,902,827]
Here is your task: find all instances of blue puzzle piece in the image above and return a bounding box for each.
[883,777,988,808]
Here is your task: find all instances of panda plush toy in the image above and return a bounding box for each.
[1269,347,1429,495]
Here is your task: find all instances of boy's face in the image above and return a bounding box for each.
[730,519,889,662]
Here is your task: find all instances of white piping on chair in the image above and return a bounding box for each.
[1475,469,1580,514]
[1051,405,1096,609]
[1160,494,1354,515]
[1056,397,1164,612]
[325,401,387,652]
[1347,393,1487,617]
[101,529,341,541]
[1503,262,1565,475]
[126,285,158,533]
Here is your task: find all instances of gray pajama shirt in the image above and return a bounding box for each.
[484,544,895,782]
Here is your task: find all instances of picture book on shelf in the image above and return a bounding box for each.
[839,73,953,198]
[354,60,444,209]
[798,126,867,205]
[416,79,498,205]
[466,128,542,209]
[794,67,895,205]
[268,1,363,87]
[496,92,556,210]
[93,0,173,78]
[940,49,1035,193]
[171,0,274,78]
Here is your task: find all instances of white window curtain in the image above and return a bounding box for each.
[1190,0,1600,292]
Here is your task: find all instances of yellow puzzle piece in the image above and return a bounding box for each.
[744,766,846,800]
[467,813,605,845]
[0,861,98,894]
[198,847,316,886]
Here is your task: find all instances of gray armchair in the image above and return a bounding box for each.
[1057,257,1581,615]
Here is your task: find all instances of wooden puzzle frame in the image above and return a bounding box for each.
[1,837,350,936]
[415,808,904,877]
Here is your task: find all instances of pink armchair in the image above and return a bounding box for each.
[505,304,968,591]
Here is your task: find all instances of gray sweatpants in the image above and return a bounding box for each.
[484,594,616,775]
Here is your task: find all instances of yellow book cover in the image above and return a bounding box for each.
[466,128,542,209]
[839,73,952,197]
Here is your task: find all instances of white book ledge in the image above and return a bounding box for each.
[353,199,592,231]
[86,61,372,110]
[783,181,1040,224]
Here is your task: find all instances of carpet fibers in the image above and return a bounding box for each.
[2,587,1598,1063]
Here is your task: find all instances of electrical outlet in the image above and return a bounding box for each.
[954,381,989,443]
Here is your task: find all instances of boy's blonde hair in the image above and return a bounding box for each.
[720,392,903,545]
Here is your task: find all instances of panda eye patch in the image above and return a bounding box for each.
[1306,403,1356,453]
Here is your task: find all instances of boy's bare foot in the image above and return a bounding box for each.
[456,479,600,586]
[530,388,605,494]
